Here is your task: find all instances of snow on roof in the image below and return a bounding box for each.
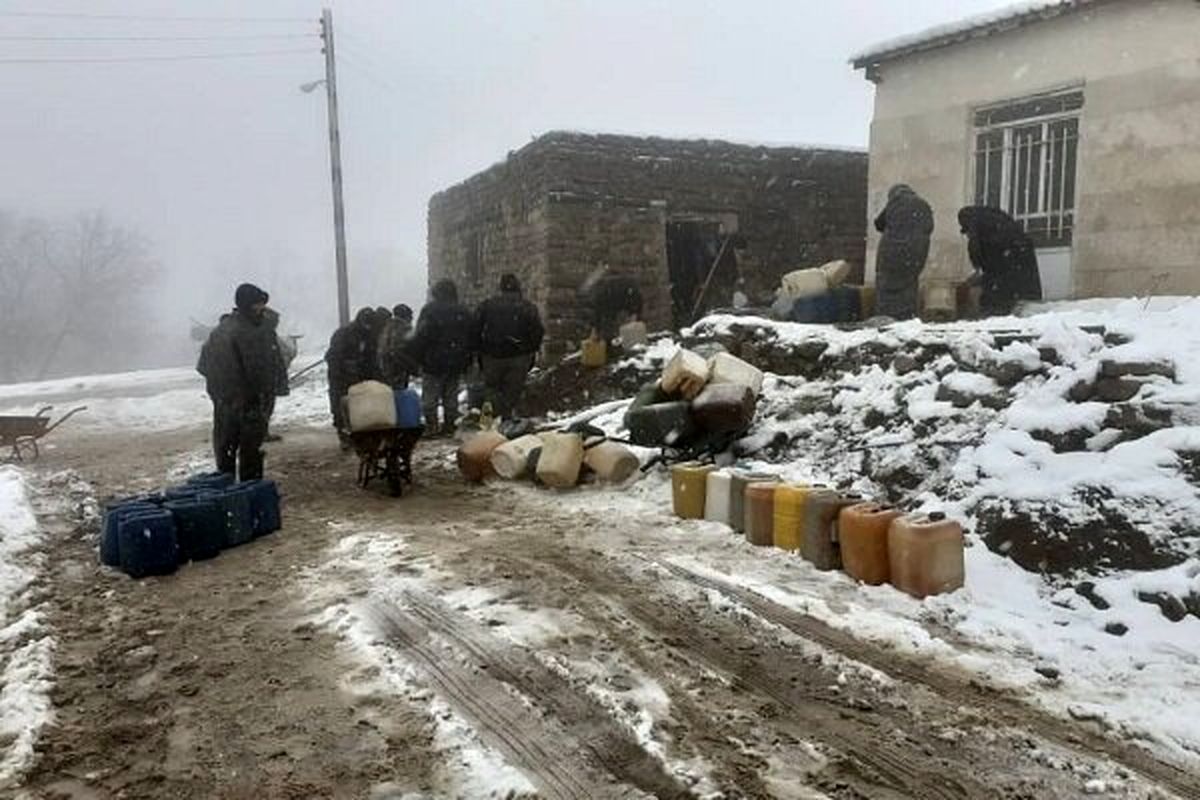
[851,0,1105,69]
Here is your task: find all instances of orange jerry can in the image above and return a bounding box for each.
[743,482,779,547]
[839,503,903,585]
[457,431,508,483]
[888,511,965,598]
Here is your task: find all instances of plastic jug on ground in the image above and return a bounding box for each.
[347,380,398,431]
[490,434,544,480]
[219,484,256,548]
[581,337,608,368]
[744,482,779,546]
[800,491,862,571]
[707,352,764,396]
[839,503,902,585]
[164,497,225,562]
[691,383,756,433]
[619,320,649,348]
[730,471,777,534]
[661,348,709,399]
[101,500,160,567]
[536,432,585,488]
[625,401,696,448]
[703,469,734,526]
[117,508,179,578]
[671,462,715,519]
[584,441,640,483]
[773,484,817,551]
[457,431,508,483]
[888,512,966,598]
[818,259,852,288]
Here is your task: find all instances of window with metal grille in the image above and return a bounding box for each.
[973,90,1081,248]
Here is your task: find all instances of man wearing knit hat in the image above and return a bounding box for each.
[197,283,278,480]
[473,273,543,419]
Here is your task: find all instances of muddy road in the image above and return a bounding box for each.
[15,420,1200,799]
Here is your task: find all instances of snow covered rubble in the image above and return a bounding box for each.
[536,299,1200,762]
[0,468,55,787]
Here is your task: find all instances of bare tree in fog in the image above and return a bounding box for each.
[0,210,158,384]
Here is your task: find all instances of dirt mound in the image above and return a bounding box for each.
[976,501,1191,576]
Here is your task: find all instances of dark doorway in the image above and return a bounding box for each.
[665,221,737,328]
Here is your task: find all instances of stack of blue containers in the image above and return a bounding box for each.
[100,472,282,580]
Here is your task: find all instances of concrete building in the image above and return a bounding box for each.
[427,131,867,357]
[852,0,1200,307]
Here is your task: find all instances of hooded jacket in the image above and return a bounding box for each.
[414,281,475,375]
[958,206,1042,314]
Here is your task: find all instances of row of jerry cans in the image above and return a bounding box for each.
[101,471,281,579]
[459,430,640,488]
[671,463,964,599]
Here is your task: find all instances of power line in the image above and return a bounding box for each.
[0,34,318,42]
[0,11,312,23]
[0,48,313,64]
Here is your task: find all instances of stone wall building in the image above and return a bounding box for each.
[852,0,1200,309]
[427,131,868,357]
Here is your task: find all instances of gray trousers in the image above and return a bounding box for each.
[481,354,533,419]
[421,372,461,428]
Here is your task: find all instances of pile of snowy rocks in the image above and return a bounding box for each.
[563,300,1200,628]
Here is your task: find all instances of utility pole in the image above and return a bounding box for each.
[320,8,350,327]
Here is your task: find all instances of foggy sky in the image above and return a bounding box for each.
[0,0,1011,365]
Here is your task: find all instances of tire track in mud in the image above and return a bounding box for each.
[467,547,982,800]
[545,551,985,800]
[474,540,1196,800]
[656,559,1200,800]
[371,591,695,800]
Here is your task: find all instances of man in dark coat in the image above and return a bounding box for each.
[413,279,474,435]
[325,307,378,445]
[474,273,544,419]
[196,283,277,481]
[584,271,643,341]
[377,303,418,389]
[958,206,1043,316]
[874,184,934,320]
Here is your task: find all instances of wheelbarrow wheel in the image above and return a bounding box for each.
[13,437,38,462]
[385,450,403,497]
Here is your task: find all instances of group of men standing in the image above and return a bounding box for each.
[325,272,544,443]
[873,184,1043,319]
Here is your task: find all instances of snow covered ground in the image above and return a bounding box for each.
[0,468,54,787]
[5,298,1200,771]
[0,352,331,436]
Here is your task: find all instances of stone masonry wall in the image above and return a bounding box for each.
[428,131,869,357]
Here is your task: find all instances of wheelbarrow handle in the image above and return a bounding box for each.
[44,406,87,435]
[34,406,53,418]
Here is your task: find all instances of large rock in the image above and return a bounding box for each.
[1100,359,1176,382]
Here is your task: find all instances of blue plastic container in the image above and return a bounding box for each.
[217,485,255,548]
[164,496,225,562]
[394,388,423,429]
[101,500,159,567]
[242,480,282,537]
[790,292,840,324]
[164,484,204,501]
[830,285,862,323]
[117,509,179,578]
[186,471,235,490]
